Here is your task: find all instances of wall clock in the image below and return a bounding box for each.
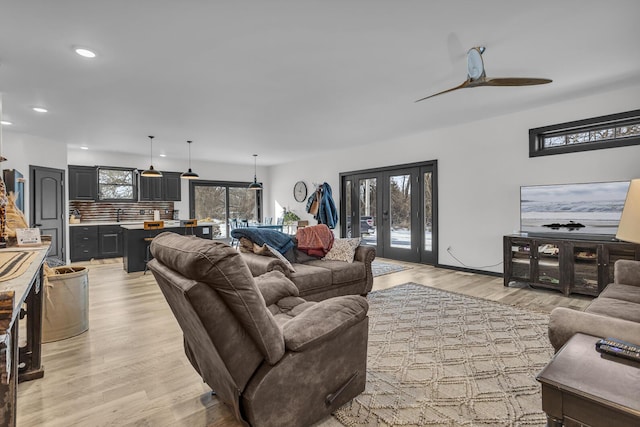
[293,181,307,202]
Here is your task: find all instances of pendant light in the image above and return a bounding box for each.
[141,135,162,177]
[248,154,263,191]
[180,140,199,179]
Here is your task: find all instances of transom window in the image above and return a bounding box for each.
[529,109,640,157]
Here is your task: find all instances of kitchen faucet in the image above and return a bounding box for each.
[117,208,123,222]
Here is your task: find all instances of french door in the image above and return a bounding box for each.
[341,161,437,264]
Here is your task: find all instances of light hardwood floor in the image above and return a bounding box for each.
[17,256,592,426]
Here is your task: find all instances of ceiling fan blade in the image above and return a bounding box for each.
[415,80,471,102]
[482,77,552,86]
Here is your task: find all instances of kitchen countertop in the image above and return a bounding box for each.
[69,220,182,227]
[70,220,216,228]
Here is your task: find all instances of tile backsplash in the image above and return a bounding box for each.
[69,201,175,223]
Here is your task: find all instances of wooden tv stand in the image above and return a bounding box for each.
[503,234,640,296]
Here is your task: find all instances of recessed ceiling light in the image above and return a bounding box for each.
[80,146,89,150]
[74,47,96,58]
[32,107,48,113]
[0,120,12,126]
[159,154,167,157]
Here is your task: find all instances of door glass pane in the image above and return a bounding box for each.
[537,243,560,285]
[511,241,531,280]
[572,244,598,294]
[229,187,257,223]
[359,178,377,246]
[345,180,353,238]
[424,172,432,251]
[390,174,411,249]
[194,186,226,237]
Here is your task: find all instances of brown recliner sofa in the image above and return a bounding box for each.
[148,232,369,427]
[549,259,640,351]
[240,245,376,301]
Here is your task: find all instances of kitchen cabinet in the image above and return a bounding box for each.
[98,225,123,257]
[70,225,124,261]
[68,166,97,201]
[162,172,182,201]
[139,171,181,201]
[70,226,98,261]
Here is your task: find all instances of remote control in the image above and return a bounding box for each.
[596,337,640,363]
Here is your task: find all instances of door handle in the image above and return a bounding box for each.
[33,223,42,227]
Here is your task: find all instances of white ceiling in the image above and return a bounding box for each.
[1,0,639,166]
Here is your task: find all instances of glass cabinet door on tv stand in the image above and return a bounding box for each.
[503,236,569,295]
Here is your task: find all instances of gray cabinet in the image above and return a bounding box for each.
[139,171,181,201]
[98,225,123,257]
[71,225,124,261]
[70,226,98,261]
[68,166,97,201]
[504,235,640,296]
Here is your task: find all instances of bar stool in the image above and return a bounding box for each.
[143,220,164,274]
[183,219,197,235]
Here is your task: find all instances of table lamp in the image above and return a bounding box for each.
[616,179,640,243]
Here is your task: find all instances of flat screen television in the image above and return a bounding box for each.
[520,180,630,240]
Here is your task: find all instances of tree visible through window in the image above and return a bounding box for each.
[191,181,260,238]
[530,110,640,157]
[97,167,136,200]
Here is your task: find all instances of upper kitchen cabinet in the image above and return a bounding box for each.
[162,172,181,201]
[68,165,97,201]
[139,171,181,201]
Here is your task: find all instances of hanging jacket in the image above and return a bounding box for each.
[317,182,338,229]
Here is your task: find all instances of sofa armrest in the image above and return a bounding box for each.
[282,295,368,352]
[614,259,640,287]
[354,245,376,294]
[549,307,640,352]
[240,252,291,278]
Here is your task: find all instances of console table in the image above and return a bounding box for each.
[0,245,49,426]
[537,333,640,426]
[503,235,640,296]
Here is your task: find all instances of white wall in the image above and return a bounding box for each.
[269,84,640,273]
[2,131,68,220]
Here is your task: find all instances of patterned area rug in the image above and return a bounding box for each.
[334,283,552,426]
[372,260,410,277]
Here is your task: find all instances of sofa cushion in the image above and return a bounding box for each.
[305,259,365,285]
[288,263,333,294]
[586,297,640,323]
[599,283,640,304]
[254,271,299,306]
[323,238,361,263]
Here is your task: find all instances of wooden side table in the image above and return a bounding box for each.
[536,333,640,426]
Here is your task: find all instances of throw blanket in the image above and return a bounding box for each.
[296,224,334,257]
[230,227,294,254]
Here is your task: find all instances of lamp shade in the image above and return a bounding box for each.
[142,135,162,177]
[181,140,199,179]
[248,154,263,191]
[616,179,640,244]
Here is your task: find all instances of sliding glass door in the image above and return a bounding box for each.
[341,161,437,264]
[190,180,262,239]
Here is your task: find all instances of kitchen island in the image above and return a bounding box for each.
[121,223,213,273]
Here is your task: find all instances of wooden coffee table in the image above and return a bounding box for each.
[536,333,640,427]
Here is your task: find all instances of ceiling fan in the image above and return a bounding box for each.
[415,46,552,102]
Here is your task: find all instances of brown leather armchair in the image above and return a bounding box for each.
[148,232,369,427]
